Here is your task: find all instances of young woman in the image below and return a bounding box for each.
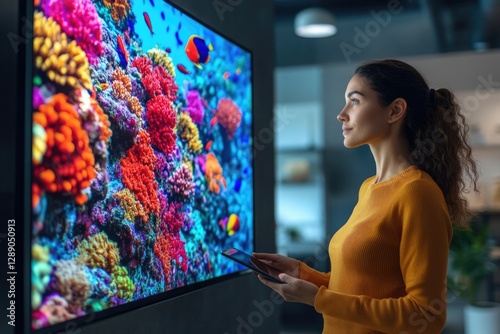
[254,59,479,334]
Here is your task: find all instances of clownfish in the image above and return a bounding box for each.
[143,12,154,35]
[185,35,213,69]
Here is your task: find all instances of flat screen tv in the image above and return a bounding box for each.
[26,0,253,332]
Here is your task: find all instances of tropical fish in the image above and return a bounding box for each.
[177,64,191,75]
[175,30,183,46]
[210,116,217,127]
[165,47,171,53]
[143,12,154,35]
[185,35,213,69]
[160,11,165,20]
[226,214,240,236]
[223,71,230,80]
[149,0,155,6]
[166,26,170,33]
[117,35,129,65]
[234,178,242,192]
[205,140,213,151]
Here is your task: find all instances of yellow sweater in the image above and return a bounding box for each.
[300,166,452,334]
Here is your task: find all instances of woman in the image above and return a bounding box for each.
[255,59,479,334]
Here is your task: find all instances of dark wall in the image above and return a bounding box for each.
[0,0,277,333]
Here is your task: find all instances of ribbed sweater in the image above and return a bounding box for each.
[300,165,452,334]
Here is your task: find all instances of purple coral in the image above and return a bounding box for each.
[184,90,205,124]
[41,0,103,65]
[168,165,195,198]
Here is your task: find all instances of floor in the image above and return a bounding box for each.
[279,301,465,334]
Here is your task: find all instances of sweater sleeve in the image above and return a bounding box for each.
[314,179,452,334]
[299,262,330,288]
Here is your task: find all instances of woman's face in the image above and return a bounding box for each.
[337,75,392,148]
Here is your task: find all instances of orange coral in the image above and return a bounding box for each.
[128,96,143,118]
[120,130,160,216]
[32,93,96,207]
[33,12,92,90]
[110,0,131,22]
[154,232,171,283]
[205,153,227,194]
[112,81,130,100]
[77,232,120,272]
[112,68,132,93]
[114,188,148,222]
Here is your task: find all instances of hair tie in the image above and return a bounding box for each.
[428,88,435,106]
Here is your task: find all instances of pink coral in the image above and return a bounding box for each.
[41,0,103,65]
[184,90,204,124]
[146,95,177,155]
[50,259,90,313]
[168,164,195,199]
[35,294,76,328]
[215,98,242,140]
[132,56,178,101]
[120,130,160,216]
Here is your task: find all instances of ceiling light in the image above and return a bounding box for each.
[294,8,337,38]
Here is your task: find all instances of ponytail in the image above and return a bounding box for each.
[355,60,479,228]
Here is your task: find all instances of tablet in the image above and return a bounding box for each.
[221,248,286,284]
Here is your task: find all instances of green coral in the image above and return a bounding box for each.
[111,266,135,301]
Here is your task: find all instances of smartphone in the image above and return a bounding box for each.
[221,248,286,284]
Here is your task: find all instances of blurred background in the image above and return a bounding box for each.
[273,0,500,333]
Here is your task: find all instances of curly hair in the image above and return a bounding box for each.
[354,59,479,228]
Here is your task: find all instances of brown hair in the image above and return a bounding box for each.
[355,59,479,228]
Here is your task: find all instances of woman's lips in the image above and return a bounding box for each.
[342,127,352,134]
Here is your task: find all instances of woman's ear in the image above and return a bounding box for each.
[388,98,407,124]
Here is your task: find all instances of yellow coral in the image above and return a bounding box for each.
[183,157,193,175]
[147,45,176,78]
[33,12,92,90]
[114,188,148,222]
[32,244,52,309]
[111,266,135,301]
[178,113,202,154]
[77,232,120,271]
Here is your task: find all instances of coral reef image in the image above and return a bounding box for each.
[31,0,253,329]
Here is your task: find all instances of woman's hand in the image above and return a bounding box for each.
[252,253,301,278]
[258,274,319,307]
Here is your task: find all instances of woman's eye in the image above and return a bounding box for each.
[351,99,359,105]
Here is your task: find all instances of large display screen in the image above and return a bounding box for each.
[30,0,253,331]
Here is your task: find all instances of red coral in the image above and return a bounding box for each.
[32,93,96,207]
[132,56,178,101]
[154,232,171,283]
[120,130,159,216]
[216,98,242,140]
[145,95,177,154]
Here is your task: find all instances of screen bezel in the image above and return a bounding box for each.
[21,0,256,332]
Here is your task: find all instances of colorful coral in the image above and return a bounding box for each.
[32,244,52,309]
[120,130,160,215]
[77,232,120,271]
[50,259,91,313]
[36,294,76,328]
[177,112,202,154]
[32,93,97,207]
[145,95,177,154]
[147,45,176,78]
[168,164,195,199]
[33,12,92,90]
[111,266,135,301]
[114,188,148,222]
[32,121,47,165]
[153,232,171,283]
[132,56,178,101]
[204,153,227,194]
[184,90,204,124]
[112,68,132,93]
[215,97,242,140]
[40,0,103,65]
